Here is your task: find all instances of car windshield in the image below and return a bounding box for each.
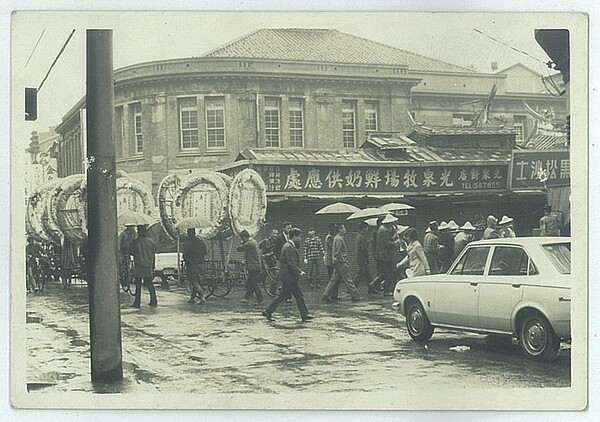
[542,243,571,274]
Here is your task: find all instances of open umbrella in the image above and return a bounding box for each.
[175,217,213,230]
[364,217,379,227]
[379,202,415,212]
[347,207,388,221]
[315,202,361,215]
[118,210,155,226]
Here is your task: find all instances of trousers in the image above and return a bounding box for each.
[323,263,361,300]
[265,278,308,319]
[133,277,157,306]
[244,269,263,302]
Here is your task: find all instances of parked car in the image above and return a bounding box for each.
[393,237,571,361]
[154,252,183,285]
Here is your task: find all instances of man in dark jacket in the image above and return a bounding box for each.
[131,225,158,308]
[262,228,313,322]
[354,222,375,293]
[182,228,208,304]
[238,230,263,304]
[376,214,401,295]
[273,222,292,260]
[322,224,363,302]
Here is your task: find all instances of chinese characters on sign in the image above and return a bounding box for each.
[510,150,570,189]
[258,164,508,194]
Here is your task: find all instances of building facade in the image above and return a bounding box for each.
[53,28,569,261]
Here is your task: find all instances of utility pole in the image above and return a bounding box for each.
[86,29,123,383]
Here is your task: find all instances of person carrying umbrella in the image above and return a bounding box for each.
[354,221,375,293]
[322,224,363,302]
[376,214,402,296]
[182,228,208,304]
[130,225,158,308]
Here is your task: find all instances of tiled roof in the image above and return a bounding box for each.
[236,147,509,165]
[410,124,515,137]
[524,133,568,150]
[362,133,417,150]
[203,28,473,73]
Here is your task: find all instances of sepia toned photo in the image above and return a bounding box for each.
[9,11,588,410]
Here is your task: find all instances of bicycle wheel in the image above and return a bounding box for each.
[262,268,279,298]
[207,271,233,297]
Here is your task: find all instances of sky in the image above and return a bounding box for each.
[11,11,568,142]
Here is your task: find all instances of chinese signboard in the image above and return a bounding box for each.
[253,164,508,195]
[510,150,570,190]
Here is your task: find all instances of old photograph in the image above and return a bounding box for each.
[9,11,587,410]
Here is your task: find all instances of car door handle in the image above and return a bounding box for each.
[559,296,571,302]
[469,282,478,286]
[511,283,522,288]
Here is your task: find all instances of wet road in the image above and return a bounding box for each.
[25,280,571,394]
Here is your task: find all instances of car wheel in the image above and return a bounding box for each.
[405,300,434,342]
[519,313,560,361]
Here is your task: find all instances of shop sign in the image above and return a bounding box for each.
[255,164,508,195]
[510,150,570,189]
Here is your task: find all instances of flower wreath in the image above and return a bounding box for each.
[56,175,87,244]
[228,168,267,237]
[173,170,229,239]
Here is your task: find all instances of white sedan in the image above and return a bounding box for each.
[393,237,571,361]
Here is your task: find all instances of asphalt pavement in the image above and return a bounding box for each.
[25,279,571,395]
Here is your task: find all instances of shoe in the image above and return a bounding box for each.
[351,297,364,302]
[256,300,265,305]
[301,315,315,322]
[188,299,196,304]
[130,304,140,309]
[285,298,293,303]
[149,302,158,307]
[197,296,206,304]
[321,295,332,302]
[241,298,249,304]
[261,310,274,321]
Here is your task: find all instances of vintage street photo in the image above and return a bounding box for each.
[10,11,587,410]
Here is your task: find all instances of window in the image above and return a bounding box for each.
[205,97,225,149]
[342,101,356,148]
[452,113,474,127]
[514,115,528,141]
[133,103,143,154]
[289,99,304,148]
[115,106,125,156]
[489,246,536,276]
[179,98,199,150]
[542,243,571,274]
[365,101,378,134]
[451,246,490,276]
[264,98,280,147]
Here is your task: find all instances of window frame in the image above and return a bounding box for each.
[488,245,538,276]
[513,115,528,142]
[450,246,491,276]
[179,97,199,150]
[264,97,281,148]
[342,100,357,148]
[133,102,143,154]
[364,101,379,134]
[205,96,226,150]
[452,112,475,128]
[288,98,304,148]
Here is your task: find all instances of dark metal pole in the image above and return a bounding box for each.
[86,29,123,383]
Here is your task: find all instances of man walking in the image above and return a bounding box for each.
[376,214,401,296]
[262,228,313,322]
[238,230,263,304]
[303,227,325,288]
[131,225,158,308]
[422,221,440,274]
[324,223,338,281]
[273,222,292,260]
[322,224,363,302]
[182,228,207,304]
[354,222,375,293]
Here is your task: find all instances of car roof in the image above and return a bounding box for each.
[468,236,570,248]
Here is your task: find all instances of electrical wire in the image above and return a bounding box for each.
[25,29,45,68]
[37,29,76,92]
[473,28,553,68]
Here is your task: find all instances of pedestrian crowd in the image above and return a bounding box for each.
[27,204,565,324]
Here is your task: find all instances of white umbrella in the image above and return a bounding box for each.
[379,202,415,212]
[175,217,213,230]
[347,207,388,220]
[315,202,361,215]
[364,217,378,227]
[118,210,155,226]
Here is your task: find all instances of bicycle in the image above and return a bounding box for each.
[119,255,136,296]
[258,253,279,298]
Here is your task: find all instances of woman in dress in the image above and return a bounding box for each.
[397,227,431,278]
